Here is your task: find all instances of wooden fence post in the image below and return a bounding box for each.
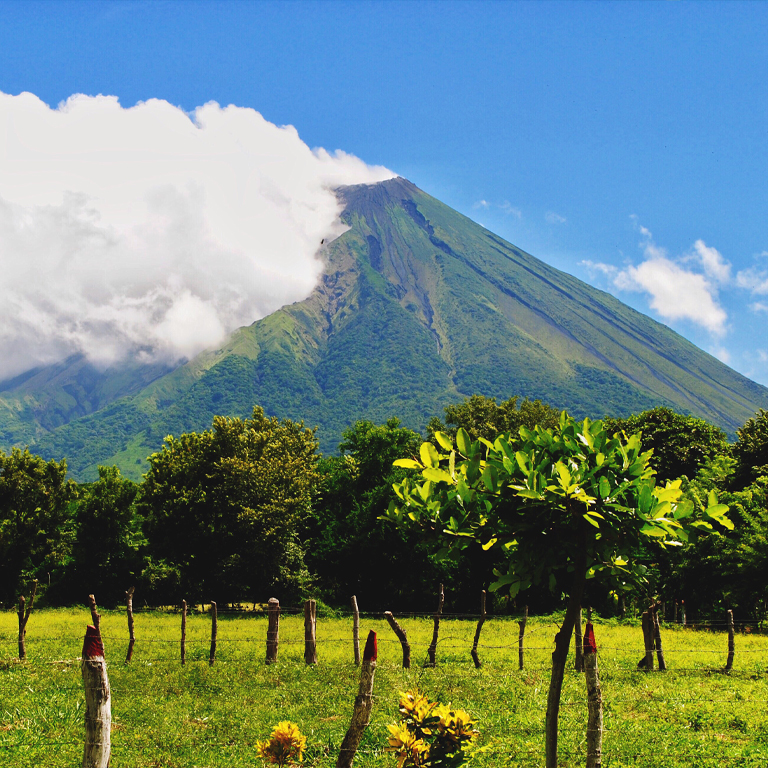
[681,600,686,626]
[384,611,411,668]
[574,605,584,672]
[266,598,280,664]
[583,623,603,768]
[81,624,111,768]
[87,595,103,653]
[638,610,654,670]
[470,590,487,669]
[181,600,187,666]
[304,599,318,665]
[426,584,444,667]
[674,601,678,624]
[209,602,217,666]
[336,631,377,768]
[17,580,38,660]
[351,595,360,666]
[518,605,528,671]
[125,587,135,664]
[652,602,666,671]
[726,609,735,672]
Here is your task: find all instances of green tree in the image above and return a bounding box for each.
[63,466,144,606]
[384,414,730,767]
[604,407,729,483]
[0,448,77,606]
[140,407,320,604]
[426,394,561,445]
[732,409,768,487]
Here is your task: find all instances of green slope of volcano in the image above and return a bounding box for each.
[23,177,768,479]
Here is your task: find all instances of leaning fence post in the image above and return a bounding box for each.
[81,624,111,768]
[209,602,217,666]
[266,598,280,664]
[17,580,38,660]
[125,587,135,664]
[87,595,104,654]
[470,590,487,669]
[638,610,654,670]
[336,631,377,768]
[181,600,187,666]
[574,605,584,672]
[583,622,603,768]
[652,602,666,671]
[518,605,528,671]
[304,599,318,665]
[726,609,735,672]
[351,595,361,666]
[384,611,411,668]
[427,584,444,667]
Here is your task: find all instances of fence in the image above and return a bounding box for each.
[2,593,768,767]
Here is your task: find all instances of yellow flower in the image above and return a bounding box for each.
[398,690,435,725]
[256,721,306,766]
[433,705,478,745]
[385,723,429,768]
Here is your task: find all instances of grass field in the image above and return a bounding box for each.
[2,607,768,767]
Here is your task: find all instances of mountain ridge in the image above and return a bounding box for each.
[3,176,767,480]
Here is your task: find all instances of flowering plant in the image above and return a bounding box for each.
[386,690,479,767]
[256,721,306,766]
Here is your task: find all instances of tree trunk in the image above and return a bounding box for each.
[384,611,411,668]
[426,584,444,667]
[545,560,587,768]
[638,610,654,670]
[336,631,377,768]
[17,581,37,660]
[652,603,666,671]
[583,623,603,768]
[124,587,135,664]
[470,590,486,669]
[81,624,111,768]
[351,595,360,666]
[574,605,584,672]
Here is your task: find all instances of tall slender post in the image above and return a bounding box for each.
[583,623,603,768]
[304,599,318,665]
[470,590,487,669]
[384,611,411,668]
[638,610,654,670]
[351,595,361,666]
[681,600,686,627]
[518,605,528,671]
[17,580,38,660]
[125,587,135,664]
[266,598,280,664]
[337,631,378,768]
[87,595,104,653]
[652,602,666,671]
[81,624,111,768]
[574,605,584,672]
[181,600,187,666]
[209,602,217,666]
[674,601,678,624]
[427,584,444,667]
[726,609,735,672]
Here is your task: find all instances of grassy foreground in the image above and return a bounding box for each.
[2,608,768,767]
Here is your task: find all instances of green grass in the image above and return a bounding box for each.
[2,608,768,767]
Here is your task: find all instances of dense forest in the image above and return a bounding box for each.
[2,396,767,618]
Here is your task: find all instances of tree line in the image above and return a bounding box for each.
[1,397,767,617]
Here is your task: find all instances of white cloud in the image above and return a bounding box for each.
[500,201,522,218]
[545,211,566,224]
[0,91,395,377]
[750,302,768,313]
[711,346,731,364]
[585,221,729,336]
[473,200,490,209]
[736,267,768,295]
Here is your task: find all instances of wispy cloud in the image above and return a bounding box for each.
[473,200,491,209]
[750,302,768,313]
[545,211,566,224]
[736,267,768,295]
[500,201,522,218]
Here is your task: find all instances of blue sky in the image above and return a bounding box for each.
[1,0,768,385]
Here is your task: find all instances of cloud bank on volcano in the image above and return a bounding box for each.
[0,91,395,378]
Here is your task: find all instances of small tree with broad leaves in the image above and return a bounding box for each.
[383,413,731,768]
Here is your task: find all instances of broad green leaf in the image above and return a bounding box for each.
[423,467,453,484]
[481,537,497,551]
[420,442,439,469]
[393,458,422,469]
[598,476,611,499]
[456,427,471,456]
[583,514,600,528]
[640,524,668,537]
[434,431,454,452]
